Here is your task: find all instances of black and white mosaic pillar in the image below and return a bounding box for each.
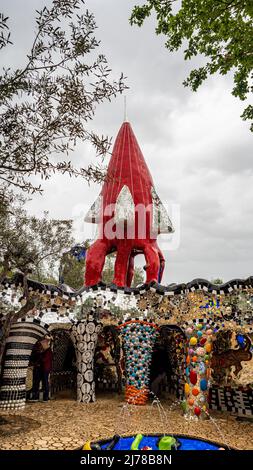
[0,319,49,410]
[70,318,102,403]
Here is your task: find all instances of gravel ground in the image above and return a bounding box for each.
[0,392,252,450]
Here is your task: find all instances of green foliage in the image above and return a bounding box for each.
[0,0,126,194]
[102,254,144,286]
[102,254,115,284]
[0,194,74,281]
[130,0,253,131]
[211,278,224,285]
[132,266,144,287]
[60,254,85,289]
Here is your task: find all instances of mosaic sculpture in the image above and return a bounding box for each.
[211,334,252,376]
[119,320,159,404]
[84,121,173,287]
[70,319,102,403]
[0,320,50,410]
[0,277,253,416]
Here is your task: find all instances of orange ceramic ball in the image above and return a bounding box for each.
[205,343,212,353]
[192,356,198,363]
[192,388,199,396]
[188,398,194,406]
[186,355,191,365]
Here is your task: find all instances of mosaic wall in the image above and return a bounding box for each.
[1,276,253,416]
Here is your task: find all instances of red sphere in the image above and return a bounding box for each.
[194,406,201,417]
[189,370,197,385]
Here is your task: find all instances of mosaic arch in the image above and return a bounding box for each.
[0,318,49,410]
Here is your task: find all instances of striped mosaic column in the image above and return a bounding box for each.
[0,319,48,410]
[119,320,159,405]
[70,318,102,403]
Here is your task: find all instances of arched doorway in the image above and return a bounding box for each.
[94,325,123,394]
[50,329,76,399]
[26,328,77,401]
[150,325,186,399]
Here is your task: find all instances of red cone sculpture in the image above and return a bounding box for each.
[84,121,173,287]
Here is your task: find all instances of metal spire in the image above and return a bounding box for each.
[124,95,128,122]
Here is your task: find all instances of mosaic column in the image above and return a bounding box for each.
[0,320,48,410]
[119,320,159,405]
[183,320,216,419]
[71,318,102,403]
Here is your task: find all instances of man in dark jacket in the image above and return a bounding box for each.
[40,336,53,401]
[30,336,53,402]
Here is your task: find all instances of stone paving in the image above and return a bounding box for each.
[0,392,252,450]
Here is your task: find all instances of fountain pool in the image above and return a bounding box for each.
[83,434,229,451]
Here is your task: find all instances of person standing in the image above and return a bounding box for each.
[40,336,53,402]
[29,335,53,402]
[30,340,43,402]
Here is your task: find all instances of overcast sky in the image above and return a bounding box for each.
[2,0,253,284]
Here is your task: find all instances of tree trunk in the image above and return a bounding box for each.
[0,300,35,376]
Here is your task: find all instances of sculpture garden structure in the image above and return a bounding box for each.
[0,121,252,422]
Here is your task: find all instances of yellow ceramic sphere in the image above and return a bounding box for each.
[189,337,197,346]
[184,383,190,395]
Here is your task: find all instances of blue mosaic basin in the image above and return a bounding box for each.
[96,434,227,451]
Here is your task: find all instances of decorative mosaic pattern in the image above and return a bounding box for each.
[1,275,253,417]
[183,320,217,419]
[70,319,102,403]
[0,319,49,410]
[119,320,159,405]
[209,385,253,416]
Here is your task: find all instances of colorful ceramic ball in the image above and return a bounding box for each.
[196,347,205,356]
[194,407,201,417]
[199,362,206,375]
[192,356,198,363]
[189,348,194,355]
[206,329,213,335]
[186,328,193,336]
[192,388,199,396]
[189,370,197,385]
[189,337,197,346]
[188,398,194,406]
[205,343,212,353]
[200,378,208,391]
[200,337,207,345]
[197,331,203,337]
[181,400,187,412]
[198,395,206,404]
[184,383,190,395]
